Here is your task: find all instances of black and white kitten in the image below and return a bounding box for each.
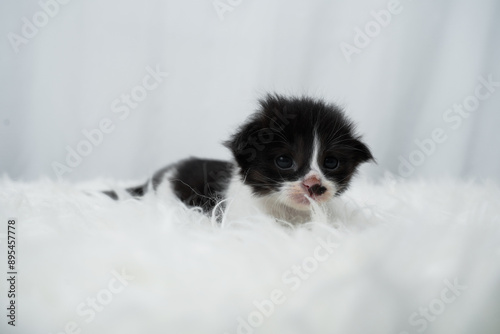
[105,94,374,223]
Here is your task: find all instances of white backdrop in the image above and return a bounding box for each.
[1,0,499,182]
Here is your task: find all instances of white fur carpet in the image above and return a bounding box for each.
[1,175,499,334]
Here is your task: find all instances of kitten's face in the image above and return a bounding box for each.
[226,95,373,211]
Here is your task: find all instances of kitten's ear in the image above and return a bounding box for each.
[351,138,375,164]
[223,117,261,164]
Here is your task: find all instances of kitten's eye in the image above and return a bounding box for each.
[275,155,294,169]
[324,156,339,170]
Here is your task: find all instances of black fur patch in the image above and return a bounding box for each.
[168,158,234,212]
[102,190,118,200]
[126,184,146,197]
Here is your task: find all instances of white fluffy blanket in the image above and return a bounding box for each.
[1,176,499,334]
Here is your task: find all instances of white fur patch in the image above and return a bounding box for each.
[310,135,322,175]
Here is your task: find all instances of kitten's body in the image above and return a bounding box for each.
[105,95,374,224]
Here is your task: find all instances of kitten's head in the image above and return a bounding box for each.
[225,94,374,211]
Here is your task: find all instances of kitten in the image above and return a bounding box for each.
[104,94,374,223]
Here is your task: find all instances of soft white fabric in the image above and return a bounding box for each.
[1,176,499,334]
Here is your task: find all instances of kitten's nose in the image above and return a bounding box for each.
[302,176,326,196]
[303,176,321,188]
